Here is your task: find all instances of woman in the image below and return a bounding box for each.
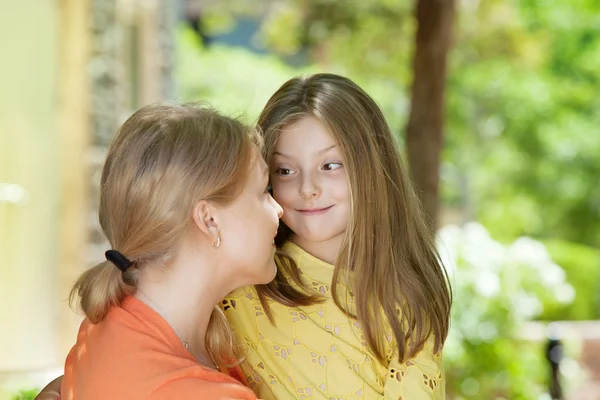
[47,103,282,400]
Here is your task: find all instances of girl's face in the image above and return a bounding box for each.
[270,116,350,261]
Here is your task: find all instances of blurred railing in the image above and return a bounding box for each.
[523,321,600,400]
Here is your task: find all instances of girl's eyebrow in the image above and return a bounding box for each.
[317,144,336,156]
[272,151,291,158]
[273,144,336,159]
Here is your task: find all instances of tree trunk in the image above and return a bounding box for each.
[406,0,456,231]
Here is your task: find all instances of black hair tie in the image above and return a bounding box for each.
[105,250,133,272]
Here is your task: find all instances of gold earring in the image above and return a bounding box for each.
[212,235,221,249]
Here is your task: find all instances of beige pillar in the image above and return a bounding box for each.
[56,0,91,359]
[138,0,164,106]
[0,0,60,380]
[0,0,90,395]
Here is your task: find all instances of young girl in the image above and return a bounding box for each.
[59,103,283,399]
[221,73,452,399]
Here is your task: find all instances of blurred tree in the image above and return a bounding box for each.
[191,0,600,249]
[406,0,456,229]
[443,0,600,248]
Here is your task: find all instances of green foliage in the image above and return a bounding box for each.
[539,239,600,321]
[437,223,577,399]
[444,0,600,247]
[11,388,38,400]
[174,25,310,122]
[174,24,409,143]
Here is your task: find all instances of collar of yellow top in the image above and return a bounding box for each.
[281,241,358,304]
[281,241,335,282]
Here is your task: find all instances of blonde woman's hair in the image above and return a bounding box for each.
[70,103,260,365]
[256,73,452,363]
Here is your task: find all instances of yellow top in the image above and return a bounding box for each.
[223,242,445,399]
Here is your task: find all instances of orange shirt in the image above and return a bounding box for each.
[62,296,257,400]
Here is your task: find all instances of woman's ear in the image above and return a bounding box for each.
[192,201,220,241]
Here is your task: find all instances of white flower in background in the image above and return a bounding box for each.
[540,262,567,287]
[476,321,498,342]
[474,270,501,298]
[438,221,581,399]
[513,291,543,320]
[555,283,576,304]
[507,237,553,266]
[436,221,574,323]
[461,222,506,272]
[436,225,461,276]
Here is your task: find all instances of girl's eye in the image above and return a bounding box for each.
[323,162,343,171]
[276,168,294,176]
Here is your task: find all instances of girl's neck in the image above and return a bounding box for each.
[291,233,344,265]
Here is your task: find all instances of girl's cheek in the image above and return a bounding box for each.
[271,188,289,205]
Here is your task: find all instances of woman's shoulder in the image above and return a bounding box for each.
[147,366,257,400]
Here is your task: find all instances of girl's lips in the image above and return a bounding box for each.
[296,205,333,216]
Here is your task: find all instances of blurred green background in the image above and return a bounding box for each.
[1,1,599,399]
